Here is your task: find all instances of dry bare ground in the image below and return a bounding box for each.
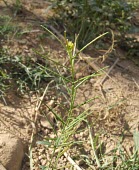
[0,0,139,169]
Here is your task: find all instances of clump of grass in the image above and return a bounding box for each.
[0,43,60,104]
[0,15,14,36]
[0,48,11,103]
[0,14,22,41]
[2,0,22,16]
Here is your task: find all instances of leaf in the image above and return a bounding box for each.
[37,140,51,146]
[133,131,139,151]
[40,165,48,170]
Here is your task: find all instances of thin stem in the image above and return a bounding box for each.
[88,123,101,168]
[79,32,108,53]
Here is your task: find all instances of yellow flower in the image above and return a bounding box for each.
[66,40,74,50]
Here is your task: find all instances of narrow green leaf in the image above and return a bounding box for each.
[37,140,51,146]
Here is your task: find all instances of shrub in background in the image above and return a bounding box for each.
[49,0,135,48]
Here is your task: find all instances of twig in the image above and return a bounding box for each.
[21,30,41,34]
[29,132,34,170]
[30,78,53,168]
[101,29,115,62]
[29,81,54,169]
[64,152,83,170]
[88,124,101,168]
[1,95,7,106]
[48,25,65,42]
[96,58,119,101]
[2,0,10,8]
[34,80,54,123]
[132,78,139,90]
[100,58,119,85]
[79,56,101,72]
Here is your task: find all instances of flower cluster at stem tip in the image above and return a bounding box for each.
[66,40,74,52]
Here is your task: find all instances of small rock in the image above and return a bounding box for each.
[38,155,43,160]
[39,148,45,153]
[76,72,83,79]
[44,129,50,135]
[0,163,7,170]
[40,111,56,130]
[84,90,90,98]
[41,159,47,166]
[0,133,24,170]
[40,116,52,129]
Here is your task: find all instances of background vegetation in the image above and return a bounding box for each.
[49,0,135,45]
